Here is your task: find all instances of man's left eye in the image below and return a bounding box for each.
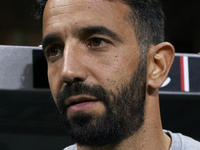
[91,38,102,46]
[88,38,109,48]
[87,37,111,49]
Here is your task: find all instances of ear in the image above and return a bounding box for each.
[147,42,175,90]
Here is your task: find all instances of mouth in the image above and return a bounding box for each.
[66,95,99,112]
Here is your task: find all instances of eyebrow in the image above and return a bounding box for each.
[78,26,123,43]
[42,26,123,49]
[42,34,62,51]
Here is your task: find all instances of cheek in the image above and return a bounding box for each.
[48,65,62,101]
[91,54,139,93]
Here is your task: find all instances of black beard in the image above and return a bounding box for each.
[56,58,147,147]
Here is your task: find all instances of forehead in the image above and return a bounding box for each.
[43,0,134,36]
[44,0,129,17]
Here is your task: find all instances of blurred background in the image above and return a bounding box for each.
[0,0,200,53]
[0,0,42,46]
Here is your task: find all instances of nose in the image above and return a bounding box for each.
[61,43,87,84]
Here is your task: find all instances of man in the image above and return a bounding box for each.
[36,0,200,149]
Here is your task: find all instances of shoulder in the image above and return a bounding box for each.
[164,130,200,150]
[63,144,77,150]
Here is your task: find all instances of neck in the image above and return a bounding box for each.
[78,91,171,150]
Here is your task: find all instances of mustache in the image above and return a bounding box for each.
[56,82,110,114]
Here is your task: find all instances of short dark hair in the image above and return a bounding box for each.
[34,0,47,19]
[35,0,164,54]
[122,0,164,54]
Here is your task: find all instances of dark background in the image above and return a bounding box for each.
[0,0,200,53]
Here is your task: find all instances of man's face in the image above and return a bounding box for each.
[43,0,147,146]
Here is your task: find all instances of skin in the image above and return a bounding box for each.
[42,0,175,149]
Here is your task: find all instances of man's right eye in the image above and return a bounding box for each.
[44,45,63,62]
[48,47,59,56]
[45,45,63,58]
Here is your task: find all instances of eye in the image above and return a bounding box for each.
[45,45,63,61]
[88,38,110,49]
[48,46,59,56]
[91,38,102,46]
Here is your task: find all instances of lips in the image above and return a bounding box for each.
[66,95,99,111]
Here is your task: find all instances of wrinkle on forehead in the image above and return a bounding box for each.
[43,0,133,28]
[44,0,130,18]
[43,0,135,43]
